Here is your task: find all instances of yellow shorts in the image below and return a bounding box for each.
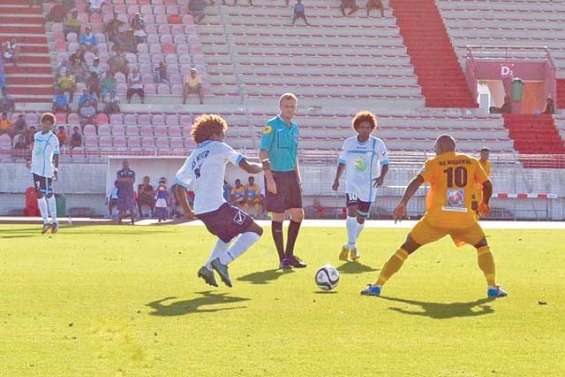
[409,216,486,248]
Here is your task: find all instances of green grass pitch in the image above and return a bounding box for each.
[1,224,564,377]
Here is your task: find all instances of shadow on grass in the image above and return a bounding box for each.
[146,292,249,316]
[337,261,378,274]
[237,268,294,285]
[380,296,495,319]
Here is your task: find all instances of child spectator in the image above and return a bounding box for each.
[292,0,310,25]
[154,177,170,222]
[56,126,67,149]
[231,178,246,208]
[107,181,119,218]
[70,126,82,149]
[137,176,155,218]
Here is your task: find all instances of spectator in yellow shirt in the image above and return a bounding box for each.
[183,68,204,104]
[245,176,263,217]
[0,112,13,139]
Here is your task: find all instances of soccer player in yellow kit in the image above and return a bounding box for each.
[361,135,508,299]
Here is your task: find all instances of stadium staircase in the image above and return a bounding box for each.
[389,0,477,108]
[503,114,565,168]
[0,0,53,104]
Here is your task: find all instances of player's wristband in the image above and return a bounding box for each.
[261,159,272,171]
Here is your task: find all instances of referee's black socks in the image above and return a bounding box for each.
[285,220,302,257]
[271,221,285,261]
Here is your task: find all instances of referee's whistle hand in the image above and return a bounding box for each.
[266,177,277,194]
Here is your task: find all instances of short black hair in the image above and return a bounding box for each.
[480,147,490,152]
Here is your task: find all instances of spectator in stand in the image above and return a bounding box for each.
[232,0,254,5]
[63,10,81,38]
[0,88,15,113]
[56,126,67,150]
[70,126,82,149]
[79,26,98,54]
[100,71,117,100]
[78,89,96,107]
[154,178,170,223]
[103,92,121,116]
[87,0,105,20]
[127,68,144,104]
[292,0,310,25]
[68,47,89,83]
[231,178,246,208]
[104,13,126,44]
[89,56,103,79]
[25,125,36,147]
[340,0,359,16]
[2,39,18,66]
[544,96,555,114]
[45,2,68,22]
[0,112,13,139]
[137,176,155,218]
[154,61,169,84]
[78,95,98,127]
[86,72,101,100]
[367,0,385,17]
[12,114,27,137]
[188,0,208,24]
[182,68,204,104]
[53,89,71,118]
[500,95,512,114]
[13,132,27,149]
[57,69,77,102]
[245,176,263,217]
[108,50,129,80]
[130,13,147,44]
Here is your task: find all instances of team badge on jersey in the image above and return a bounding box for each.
[262,125,273,134]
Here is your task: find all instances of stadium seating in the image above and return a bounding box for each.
[0,0,53,103]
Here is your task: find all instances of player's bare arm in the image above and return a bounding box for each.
[260,149,277,194]
[393,175,425,222]
[332,163,346,191]
[479,180,493,215]
[239,158,263,174]
[373,163,389,187]
[173,185,195,220]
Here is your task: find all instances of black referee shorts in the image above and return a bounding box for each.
[265,171,302,213]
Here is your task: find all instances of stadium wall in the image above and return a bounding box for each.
[0,162,564,220]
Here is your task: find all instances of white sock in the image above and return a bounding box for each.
[205,239,230,270]
[219,232,261,265]
[346,217,357,248]
[47,196,58,224]
[356,220,365,240]
[38,197,49,224]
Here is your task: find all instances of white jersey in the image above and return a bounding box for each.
[338,135,389,202]
[30,131,60,178]
[175,140,244,214]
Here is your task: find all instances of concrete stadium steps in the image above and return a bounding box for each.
[195,0,425,110]
[503,114,565,168]
[389,0,477,108]
[0,0,53,104]
[437,0,565,78]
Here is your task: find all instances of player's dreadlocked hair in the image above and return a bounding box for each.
[352,111,378,131]
[191,114,229,144]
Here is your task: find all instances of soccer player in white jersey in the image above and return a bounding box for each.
[174,114,264,288]
[332,111,389,261]
[30,113,61,234]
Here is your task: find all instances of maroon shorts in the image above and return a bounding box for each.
[197,203,253,243]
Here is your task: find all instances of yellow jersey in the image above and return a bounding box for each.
[419,152,489,229]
